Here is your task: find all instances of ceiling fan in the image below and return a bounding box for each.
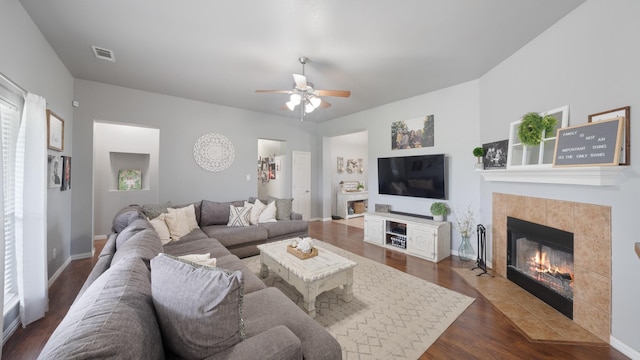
[256,57,351,120]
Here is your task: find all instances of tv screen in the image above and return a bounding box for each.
[378,154,446,200]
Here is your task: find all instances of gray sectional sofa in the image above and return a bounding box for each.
[38,201,342,359]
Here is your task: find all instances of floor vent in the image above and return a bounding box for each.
[91,46,115,62]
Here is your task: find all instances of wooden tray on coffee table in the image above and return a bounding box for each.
[287,245,318,259]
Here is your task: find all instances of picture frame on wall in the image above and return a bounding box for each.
[47,155,62,188]
[391,115,434,149]
[482,139,509,169]
[588,106,630,165]
[61,155,71,191]
[47,110,64,152]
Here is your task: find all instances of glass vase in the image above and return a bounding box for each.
[458,235,475,262]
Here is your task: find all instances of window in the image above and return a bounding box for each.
[1,91,22,311]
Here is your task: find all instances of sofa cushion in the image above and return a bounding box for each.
[214,255,267,294]
[167,204,199,231]
[149,213,172,245]
[268,196,294,220]
[111,205,145,233]
[258,200,277,223]
[244,201,264,225]
[228,205,251,227]
[172,201,202,225]
[38,258,164,360]
[243,287,342,360]
[164,209,192,241]
[116,218,152,249]
[200,200,244,226]
[201,225,268,248]
[163,237,231,259]
[100,233,117,258]
[112,228,163,266]
[259,220,309,239]
[142,201,172,220]
[151,254,245,359]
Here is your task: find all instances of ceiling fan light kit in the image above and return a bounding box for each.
[256,56,351,121]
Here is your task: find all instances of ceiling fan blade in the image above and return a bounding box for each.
[292,74,307,89]
[320,99,331,108]
[255,89,292,94]
[315,89,351,97]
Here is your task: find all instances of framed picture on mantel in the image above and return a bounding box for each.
[589,106,630,165]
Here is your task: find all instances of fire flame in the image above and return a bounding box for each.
[529,250,574,282]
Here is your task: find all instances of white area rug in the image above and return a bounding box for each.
[243,241,475,359]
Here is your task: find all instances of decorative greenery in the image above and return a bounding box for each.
[357,182,365,190]
[517,112,558,146]
[430,202,448,216]
[472,147,484,157]
[453,204,476,238]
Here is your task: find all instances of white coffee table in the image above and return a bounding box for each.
[258,239,357,318]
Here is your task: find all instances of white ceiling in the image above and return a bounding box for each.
[19,0,584,122]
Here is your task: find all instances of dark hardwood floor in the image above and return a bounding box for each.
[3,221,629,359]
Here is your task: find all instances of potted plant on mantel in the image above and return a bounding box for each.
[430,202,448,221]
[473,147,484,169]
[518,112,558,146]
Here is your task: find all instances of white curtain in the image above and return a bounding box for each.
[0,104,6,357]
[15,93,48,326]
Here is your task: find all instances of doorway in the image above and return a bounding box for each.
[257,139,287,199]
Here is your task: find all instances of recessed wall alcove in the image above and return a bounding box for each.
[93,121,160,238]
[492,193,611,342]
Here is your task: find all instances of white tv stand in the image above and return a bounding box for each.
[364,212,451,262]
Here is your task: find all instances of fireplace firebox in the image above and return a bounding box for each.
[507,217,574,319]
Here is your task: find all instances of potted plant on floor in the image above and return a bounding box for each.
[473,147,484,169]
[430,202,448,221]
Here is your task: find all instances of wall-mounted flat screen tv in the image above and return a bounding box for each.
[378,154,446,200]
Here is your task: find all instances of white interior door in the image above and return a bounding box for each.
[292,151,311,220]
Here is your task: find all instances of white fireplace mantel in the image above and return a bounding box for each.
[476,165,626,186]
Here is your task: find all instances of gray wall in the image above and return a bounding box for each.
[72,80,319,251]
[0,0,74,331]
[478,0,640,353]
[319,80,482,256]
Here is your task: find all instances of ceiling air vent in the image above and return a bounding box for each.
[91,45,115,62]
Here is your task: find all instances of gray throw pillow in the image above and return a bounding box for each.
[142,201,172,220]
[200,200,242,226]
[150,254,245,359]
[115,219,152,249]
[268,196,294,220]
[112,205,145,233]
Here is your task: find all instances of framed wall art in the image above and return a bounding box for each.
[47,155,62,188]
[588,106,630,165]
[61,155,71,191]
[391,115,434,149]
[47,110,64,152]
[482,139,509,169]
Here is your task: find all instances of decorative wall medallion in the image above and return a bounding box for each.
[193,133,235,172]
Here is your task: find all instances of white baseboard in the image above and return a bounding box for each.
[47,256,72,288]
[2,316,20,346]
[93,234,107,241]
[611,336,640,360]
[70,252,92,261]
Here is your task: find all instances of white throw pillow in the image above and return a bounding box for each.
[258,201,277,223]
[228,205,251,227]
[167,204,199,231]
[164,210,191,241]
[178,253,217,267]
[244,200,265,225]
[149,213,172,245]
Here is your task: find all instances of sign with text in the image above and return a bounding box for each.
[553,117,623,167]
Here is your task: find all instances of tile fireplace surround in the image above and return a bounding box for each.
[492,193,611,342]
